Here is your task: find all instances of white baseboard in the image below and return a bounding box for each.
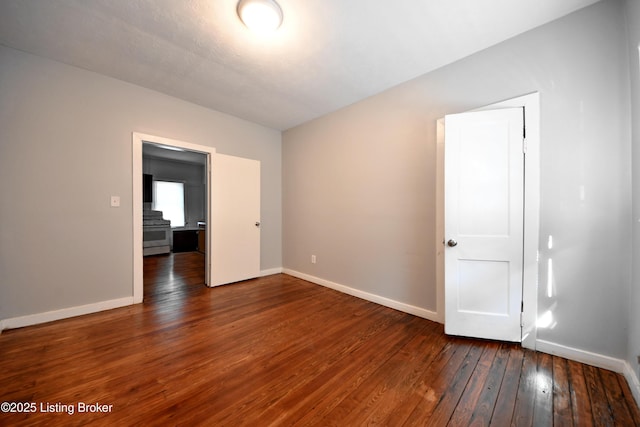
[532,340,640,408]
[623,361,640,408]
[283,269,440,323]
[536,339,627,373]
[0,297,135,332]
[260,267,283,277]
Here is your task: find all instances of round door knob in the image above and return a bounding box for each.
[447,239,458,247]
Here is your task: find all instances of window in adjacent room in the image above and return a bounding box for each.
[153,180,185,228]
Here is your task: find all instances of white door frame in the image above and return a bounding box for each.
[132,132,215,303]
[436,92,540,349]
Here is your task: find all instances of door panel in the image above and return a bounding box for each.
[210,153,261,287]
[457,260,510,315]
[458,122,511,236]
[444,107,524,342]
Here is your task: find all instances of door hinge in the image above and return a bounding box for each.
[522,116,527,153]
[520,301,524,327]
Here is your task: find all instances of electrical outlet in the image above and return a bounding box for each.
[311,255,316,264]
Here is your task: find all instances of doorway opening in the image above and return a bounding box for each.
[142,142,208,299]
[436,92,540,350]
[132,133,215,303]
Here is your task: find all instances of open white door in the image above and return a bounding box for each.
[210,153,261,287]
[444,107,524,342]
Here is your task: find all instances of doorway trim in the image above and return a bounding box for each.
[436,92,540,350]
[132,132,215,303]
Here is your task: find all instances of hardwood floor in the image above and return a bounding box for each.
[1,252,639,426]
[143,251,206,300]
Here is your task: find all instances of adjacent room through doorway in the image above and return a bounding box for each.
[142,142,208,300]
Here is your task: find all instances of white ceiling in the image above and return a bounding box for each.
[0,0,601,130]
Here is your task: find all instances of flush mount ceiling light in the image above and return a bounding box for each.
[237,0,283,34]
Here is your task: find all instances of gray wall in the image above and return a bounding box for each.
[283,0,632,359]
[0,45,282,320]
[627,0,640,383]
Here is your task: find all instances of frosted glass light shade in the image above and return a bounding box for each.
[237,0,283,34]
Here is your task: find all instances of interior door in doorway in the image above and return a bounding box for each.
[444,107,524,342]
[210,153,261,287]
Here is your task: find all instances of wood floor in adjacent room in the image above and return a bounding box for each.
[1,252,639,426]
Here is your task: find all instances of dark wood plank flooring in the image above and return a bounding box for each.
[143,251,206,300]
[1,252,639,426]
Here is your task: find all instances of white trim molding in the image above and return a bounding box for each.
[536,339,627,373]
[623,362,640,408]
[537,339,640,406]
[1,297,134,331]
[435,118,445,324]
[260,267,283,277]
[283,269,439,323]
